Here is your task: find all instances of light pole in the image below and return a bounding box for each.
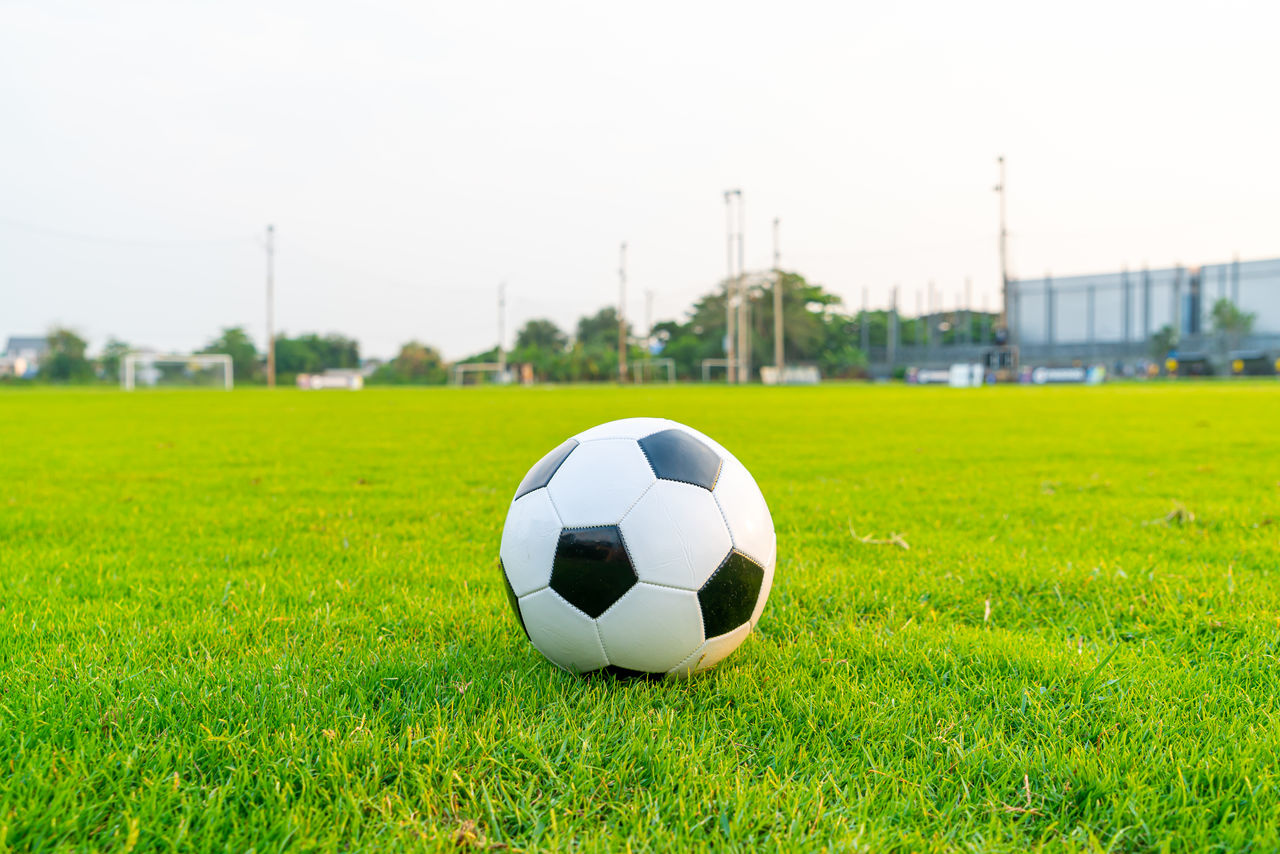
[736,192,748,383]
[618,241,628,383]
[723,190,741,383]
[265,224,275,388]
[498,282,506,378]
[995,156,1011,343]
[773,217,783,377]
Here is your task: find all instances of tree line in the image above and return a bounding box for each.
[12,272,1256,385]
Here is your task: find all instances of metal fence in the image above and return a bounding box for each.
[1010,257,1280,362]
[863,257,1280,371]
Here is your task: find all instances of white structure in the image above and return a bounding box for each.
[122,353,233,391]
[630,358,675,384]
[452,362,511,385]
[760,365,821,386]
[297,370,363,390]
[948,363,985,388]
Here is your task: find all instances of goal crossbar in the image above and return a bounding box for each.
[123,353,233,391]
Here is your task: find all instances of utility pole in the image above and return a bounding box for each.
[736,192,749,383]
[644,289,654,351]
[723,190,741,383]
[773,216,783,376]
[265,224,275,388]
[497,282,506,377]
[860,287,870,356]
[887,285,899,370]
[618,242,628,383]
[724,192,735,383]
[995,156,1011,343]
[964,277,973,345]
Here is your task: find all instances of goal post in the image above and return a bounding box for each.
[122,353,233,391]
[452,362,511,385]
[631,358,675,384]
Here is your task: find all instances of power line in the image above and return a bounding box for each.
[0,215,258,248]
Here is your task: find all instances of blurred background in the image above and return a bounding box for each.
[2,0,1278,384]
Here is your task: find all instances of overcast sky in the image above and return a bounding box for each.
[2,0,1277,359]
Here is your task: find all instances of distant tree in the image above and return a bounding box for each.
[40,328,93,382]
[652,273,863,379]
[274,333,361,376]
[369,341,448,385]
[510,319,569,381]
[576,307,631,349]
[515,319,568,353]
[200,327,260,382]
[1211,298,1256,353]
[1151,324,1179,360]
[98,337,132,383]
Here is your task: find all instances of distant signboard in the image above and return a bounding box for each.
[1020,366,1106,385]
[298,371,364,390]
[760,365,821,386]
[906,367,950,385]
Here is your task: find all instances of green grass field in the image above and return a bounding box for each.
[2,383,1279,852]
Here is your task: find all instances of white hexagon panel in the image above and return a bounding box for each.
[498,489,562,596]
[572,417,677,443]
[518,588,609,674]
[620,480,732,589]
[596,583,704,673]
[713,456,776,569]
[547,438,656,527]
[668,622,752,677]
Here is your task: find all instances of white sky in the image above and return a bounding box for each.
[2,0,1277,359]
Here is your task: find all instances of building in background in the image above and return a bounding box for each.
[0,336,49,378]
[1009,257,1280,367]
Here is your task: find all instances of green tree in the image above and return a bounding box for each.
[512,319,569,381]
[651,273,864,380]
[576,307,630,349]
[98,338,132,383]
[370,341,448,385]
[1151,324,1179,360]
[200,327,260,382]
[40,328,93,382]
[274,333,361,377]
[1210,298,1256,353]
[515,319,568,353]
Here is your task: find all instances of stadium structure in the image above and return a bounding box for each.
[881,256,1279,376]
[1008,257,1280,367]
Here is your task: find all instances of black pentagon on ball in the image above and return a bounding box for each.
[698,550,765,638]
[550,525,638,618]
[513,438,578,500]
[498,561,530,640]
[637,429,722,490]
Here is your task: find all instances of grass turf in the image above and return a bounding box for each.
[1,383,1279,852]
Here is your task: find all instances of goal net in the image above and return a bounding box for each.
[122,353,233,391]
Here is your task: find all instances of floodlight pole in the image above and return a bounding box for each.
[964,277,973,345]
[645,289,654,351]
[618,241,627,383]
[723,190,739,383]
[266,224,275,388]
[995,156,1011,344]
[498,282,506,377]
[773,216,783,377]
[736,192,748,383]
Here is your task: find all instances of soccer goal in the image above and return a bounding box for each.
[700,358,732,382]
[122,353,233,391]
[452,362,511,385]
[630,358,675,383]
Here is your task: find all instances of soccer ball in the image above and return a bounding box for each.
[499,417,775,677]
